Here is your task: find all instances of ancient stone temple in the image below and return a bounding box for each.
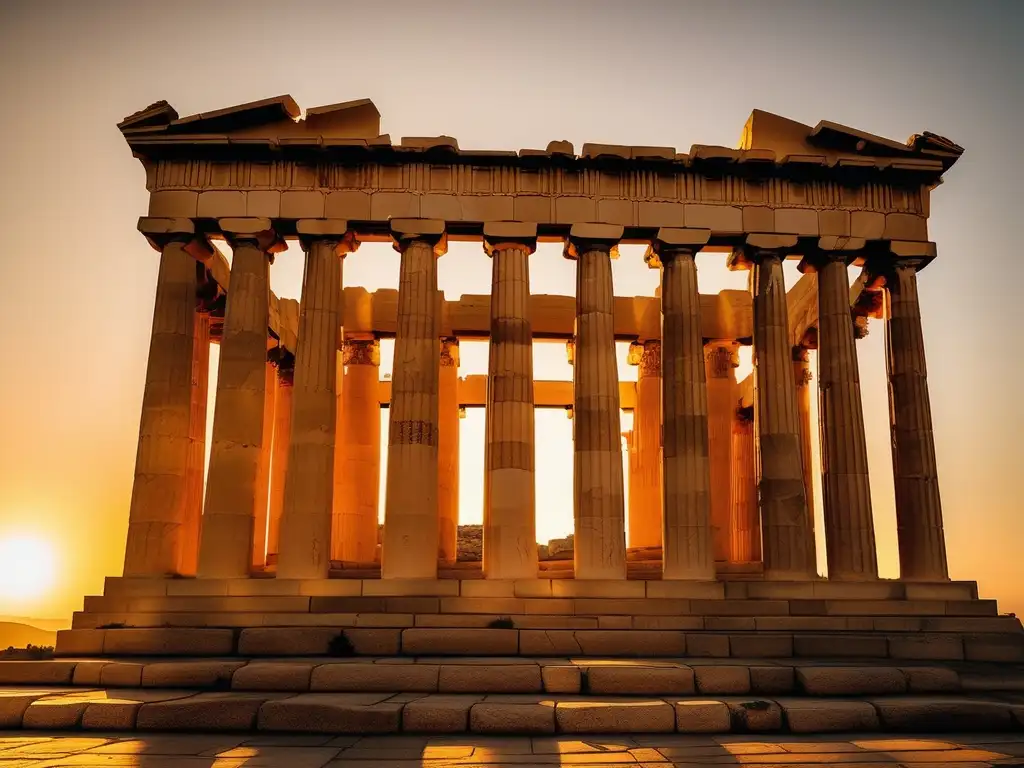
[35,95,1024,736]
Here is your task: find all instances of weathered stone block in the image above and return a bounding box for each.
[513,196,552,223]
[541,665,581,694]
[246,190,281,218]
[99,662,144,688]
[312,663,439,692]
[685,634,730,657]
[774,208,819,235]
[684,204,742,232]
[401,628,518,656]
[22,693,92,729]
[639,201,685,227]
[363,579,460,597]
[694,665,749,694]
[793,634,887,658]
[851,210,885,239]
[103,628,234,656]
[554,196,597,224]
[197,190,246,218]
[136,692,278,731]
[818,209,851,236]
[729,634,793,657]
[459,194,514,222]
[0,690,63,728]
[0,661,75,685]
[238,627,337,656]
[439,664,541,693]
[705,617,755,631]
[597,198,634,226]
[149,190,199,218]
[578,630,686,657]
[420,193,460,221]
[440,597,525,615]
[742,206,774,233]
[884,213,928,241]
[555,700,675,733]
[596,616,631,629]
[778,698,879,733]
[888,634,964,661]
[903,582,977,601]
[749,666,795,694]
[901,666,960,692]
[673,700,731,733]
[72,661,107,686]
[459,580,515,598]
[633,616,704,630]
[585,664,694,695]
[469,698,555,733]
[142,661,245,688]
[232,662,314,692]
[723,698,783,732]
[871,696,1013,732]
[55,629,105,657]
[645,581,724,600]
[81,691,190,731]
[403,694,480,732]
[325,190,371,220]
[257,693,402,733]
[963,633,1024,662]
[797,666,906,695]
[370,192,420,220]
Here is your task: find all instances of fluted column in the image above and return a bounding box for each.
[729,406,760,562]
[198,218,282,578]
[180,309,211,576]
[704,341,739,562]
[735,234,816,579]
[333,339,381,564]
[647,228,715,580]
[482,224,538,579]
[266,363,294,561]
[278,220,357,579]
[252,360,277,569]
[438,337,461,565]
[874,247,948,580]
[793,346,816,539]
[382,219,447,579]
[565,224,626,579]
[626,340,663,549]
[802,237,876,580]
[125,221,214,577]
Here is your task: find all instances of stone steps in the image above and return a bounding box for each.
[1,685,1022,735]
[55,625,1024,662]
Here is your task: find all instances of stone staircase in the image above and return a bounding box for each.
[4,576,1014,736]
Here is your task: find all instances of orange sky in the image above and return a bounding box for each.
[0,0,1021,624]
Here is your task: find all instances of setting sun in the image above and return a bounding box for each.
[0,536,55,602]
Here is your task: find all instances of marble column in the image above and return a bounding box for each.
[438,337,461,565]
[252,360,277,569]
[729,406,760,562]
[333,339,381,564]
[647,228,715,580]
[482,223,538,579]
[197,218,282,579]
[803,238,877,580]
[737,234,816,579]
[266,363,294,561]
[793,346,816,538]
[382,219,446,579]
[278,221,357,579]
[877,251,948,580]
[704,341,739,562]
[180,309,210,576]
[565,224,626,580]
[125,223,213,577]
[624,428,638,544]
[626,340,662,549]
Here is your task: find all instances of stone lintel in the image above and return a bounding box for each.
[728,233,800,270]
[137,217,215,261]
[563,223,624,260]
[389,218,447,256]
[296,219,360,254]
[482,221,538,256]
[797,236,869,272]
[217,217,286,253]
[644,228,712,268]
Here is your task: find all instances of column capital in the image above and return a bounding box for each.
[727,233,799,270]
[704,342,740,378]
[343,338,381,367]
[296,219,360,255]
[390,218,447,256]
[864,240,938,279]
[137,217,216,261]
[736,404,754,424]
[440,336,460,367]
[627,339,662,377]
[797,236,868,273]
[218,218,286,255]
[483,221,537,256]
[563,223,623,260]
[853,315,870,340]
[643,228,711,268]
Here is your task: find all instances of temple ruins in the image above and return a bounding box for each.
[36,97,1024,737]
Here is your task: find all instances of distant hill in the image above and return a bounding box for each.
[0,622,56,650]
[0,616,67,633]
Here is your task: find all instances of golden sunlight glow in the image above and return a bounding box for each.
[0,535,56,601]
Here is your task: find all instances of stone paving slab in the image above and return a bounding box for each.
[0,732,1021,765]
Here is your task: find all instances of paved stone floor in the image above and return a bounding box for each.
[0,733,1023,766]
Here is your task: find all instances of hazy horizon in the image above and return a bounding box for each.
[0,0,1021,622]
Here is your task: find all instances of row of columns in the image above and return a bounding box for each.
[124,218,948,582]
